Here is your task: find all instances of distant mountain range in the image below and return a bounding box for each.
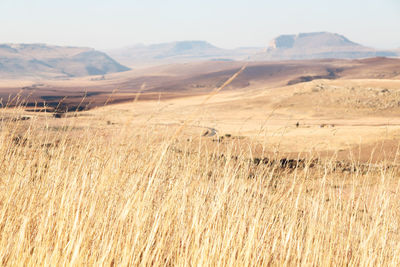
[0,32,399,79]
[0,44,130,79]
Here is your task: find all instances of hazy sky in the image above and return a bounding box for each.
[1,0,399,50]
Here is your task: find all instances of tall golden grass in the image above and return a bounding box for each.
[0,108,400,266]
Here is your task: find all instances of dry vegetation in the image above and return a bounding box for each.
[1,104,400,266]
[1,59,400,265]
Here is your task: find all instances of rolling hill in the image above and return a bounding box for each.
[0,44,130,79]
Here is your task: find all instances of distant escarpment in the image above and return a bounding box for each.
[0,43,130,79]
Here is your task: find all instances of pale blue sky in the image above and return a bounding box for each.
[0,0,399,50]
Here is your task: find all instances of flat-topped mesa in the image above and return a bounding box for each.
[269,32,359,50]
[258,32,397,60]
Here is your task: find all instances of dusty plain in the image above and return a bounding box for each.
[2,57,400,163]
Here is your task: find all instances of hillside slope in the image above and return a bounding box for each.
[1,57,400,110]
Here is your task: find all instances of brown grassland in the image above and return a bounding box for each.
[1,58,400,265]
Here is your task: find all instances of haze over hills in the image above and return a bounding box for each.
[253,32,398,60]
[0,44,130,79]
[107,41,261,67]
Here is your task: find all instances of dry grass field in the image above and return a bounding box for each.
[1,58,400,265]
